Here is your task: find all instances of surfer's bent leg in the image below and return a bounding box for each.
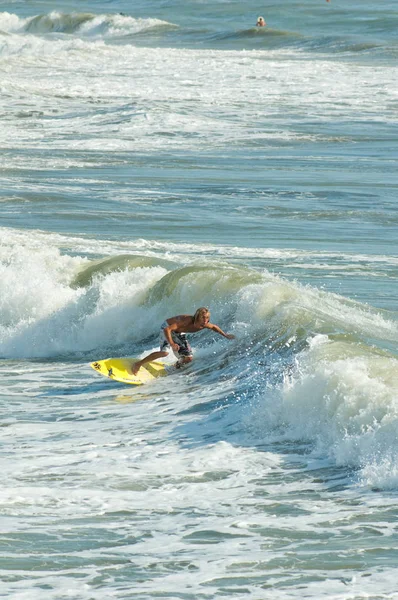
[132,322,171,375]
[132,350,168,375]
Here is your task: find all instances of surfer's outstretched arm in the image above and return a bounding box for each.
[207,323,235,340]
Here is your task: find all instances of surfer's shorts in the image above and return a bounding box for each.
[159,321,193,359]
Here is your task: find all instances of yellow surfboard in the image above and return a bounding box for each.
[90,357,169,386]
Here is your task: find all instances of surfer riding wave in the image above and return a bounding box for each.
[131,307,235,375]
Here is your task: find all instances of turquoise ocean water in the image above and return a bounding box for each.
[1,0,398,597]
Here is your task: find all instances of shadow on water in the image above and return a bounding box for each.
[39,380,126,397]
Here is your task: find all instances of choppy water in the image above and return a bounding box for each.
[1,1,398,598]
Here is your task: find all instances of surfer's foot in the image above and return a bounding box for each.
[131,362,141,375]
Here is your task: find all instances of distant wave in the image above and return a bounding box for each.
[299,34,382,54]
[195,23,394,55]
[206,26,304,49]
[0,11,177,39]
[234,27,303,39]
[221,27,298,40]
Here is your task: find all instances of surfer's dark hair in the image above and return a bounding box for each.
[194,307,210,322]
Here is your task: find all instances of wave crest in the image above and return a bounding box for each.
[0,11,175,38]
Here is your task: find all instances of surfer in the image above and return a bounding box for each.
[256,16,266,27]
[131,307,235,375]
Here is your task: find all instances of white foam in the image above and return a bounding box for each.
[0,228,170,356]
[272,338,398,488]
[0,26,397,158]
[79,14,172,38]
[2,226,396,268]
[0,11,22,32]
